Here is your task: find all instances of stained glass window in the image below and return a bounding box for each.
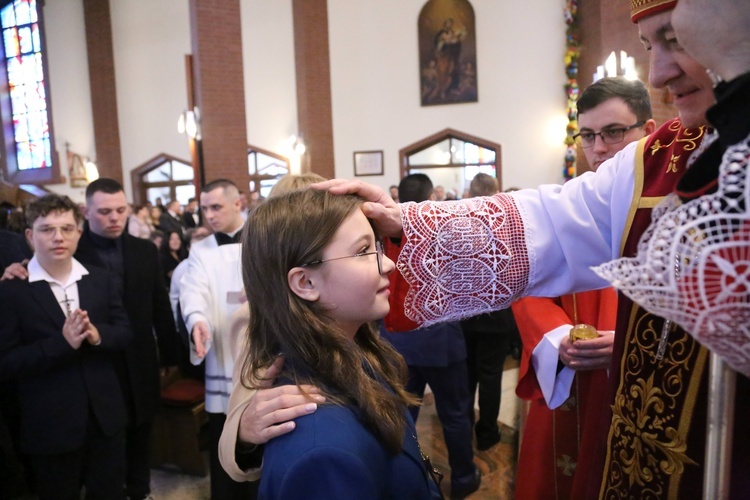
[0,0,52,173]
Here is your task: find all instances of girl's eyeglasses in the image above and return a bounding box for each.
[302,239,384,274]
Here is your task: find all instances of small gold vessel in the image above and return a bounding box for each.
[569,323,598,342]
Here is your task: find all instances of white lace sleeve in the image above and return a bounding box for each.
[397,195,530,325]
[396,145,635,326]
[594,132,750,377]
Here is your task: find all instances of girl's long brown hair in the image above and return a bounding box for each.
[240,189,417,454]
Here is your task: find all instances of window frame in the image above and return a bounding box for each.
[130,153,194,206]
[398,128,502,190]
[247,144,290,195]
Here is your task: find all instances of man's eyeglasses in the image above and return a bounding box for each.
[34,225,78,238]
[302,240,385,274]
[573,122,644,148]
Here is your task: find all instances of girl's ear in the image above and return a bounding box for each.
[288,267,320,302]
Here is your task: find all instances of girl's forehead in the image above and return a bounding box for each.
[330,210,374,242]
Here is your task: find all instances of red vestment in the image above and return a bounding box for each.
[512,289,616,499]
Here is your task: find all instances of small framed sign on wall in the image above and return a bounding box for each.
[353,150,384,176]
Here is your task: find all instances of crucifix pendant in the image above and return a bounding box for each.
[656,319,672,360]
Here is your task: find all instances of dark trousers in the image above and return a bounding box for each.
[124,420,152,499]
[208,412,258,499]
[30,425,125,500]
[0,384,32,498]
[406,361,476,485]
[464,329,510,440]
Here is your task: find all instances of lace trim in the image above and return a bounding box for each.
[398,195,530,325]
[594,131,750,377]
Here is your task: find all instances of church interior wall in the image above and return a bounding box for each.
[328,0,567,193]
[40,0,579,202]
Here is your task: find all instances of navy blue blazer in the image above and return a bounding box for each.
[259,402,441,499]
[0,267,132,454]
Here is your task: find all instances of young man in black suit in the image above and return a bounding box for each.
[78,179,180,499]
[0,194,132,499]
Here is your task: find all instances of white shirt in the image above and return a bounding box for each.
[27,256,89,317]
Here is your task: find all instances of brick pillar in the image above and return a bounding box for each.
[83,0,123,184]
[189,0,248,189]
[292,0,335,179]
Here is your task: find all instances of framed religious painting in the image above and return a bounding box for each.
[418,0,478,106]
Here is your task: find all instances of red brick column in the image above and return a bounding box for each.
[83,0,123,184]
[292,0,335,179]
[189,0,249,190]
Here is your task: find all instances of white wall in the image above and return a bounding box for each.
[109,0,191,197]
[328,0,568,192]
[43,0,191,202]
[40,0,567,202]
[241,0,298,161]
[44,0,95,202]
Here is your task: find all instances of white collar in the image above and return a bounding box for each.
[226,227,242,238]
[28,256,89,287]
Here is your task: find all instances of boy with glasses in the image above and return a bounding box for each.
[0,194,131,499]
[573,77,656,171]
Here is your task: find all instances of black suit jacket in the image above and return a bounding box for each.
[159,212,184,235]
[0,229,31,269]
[0,268,132,454]
[182,210,201,229]
[75,224,179,424]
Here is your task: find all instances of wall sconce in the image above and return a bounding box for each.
[289,134,306,156]
[593,50,638,82]
[85,161,99,182]
[177,106,201,140]
[285,134,306,173]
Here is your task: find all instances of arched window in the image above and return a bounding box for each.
[247,145,289,198]
[400,128,501,197]
[0,0,59,184]
[131,154,194,206]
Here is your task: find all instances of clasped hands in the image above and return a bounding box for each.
[559,330,614,370]
[62,309,101,349]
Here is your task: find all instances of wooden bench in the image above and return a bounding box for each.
[151,378,209,476]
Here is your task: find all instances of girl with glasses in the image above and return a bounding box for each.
[239,189,442,499]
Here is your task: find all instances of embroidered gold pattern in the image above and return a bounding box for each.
[649,123,705,157]
[600,306,702,498]
[666,154,680,173]
[630,0,676,18]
